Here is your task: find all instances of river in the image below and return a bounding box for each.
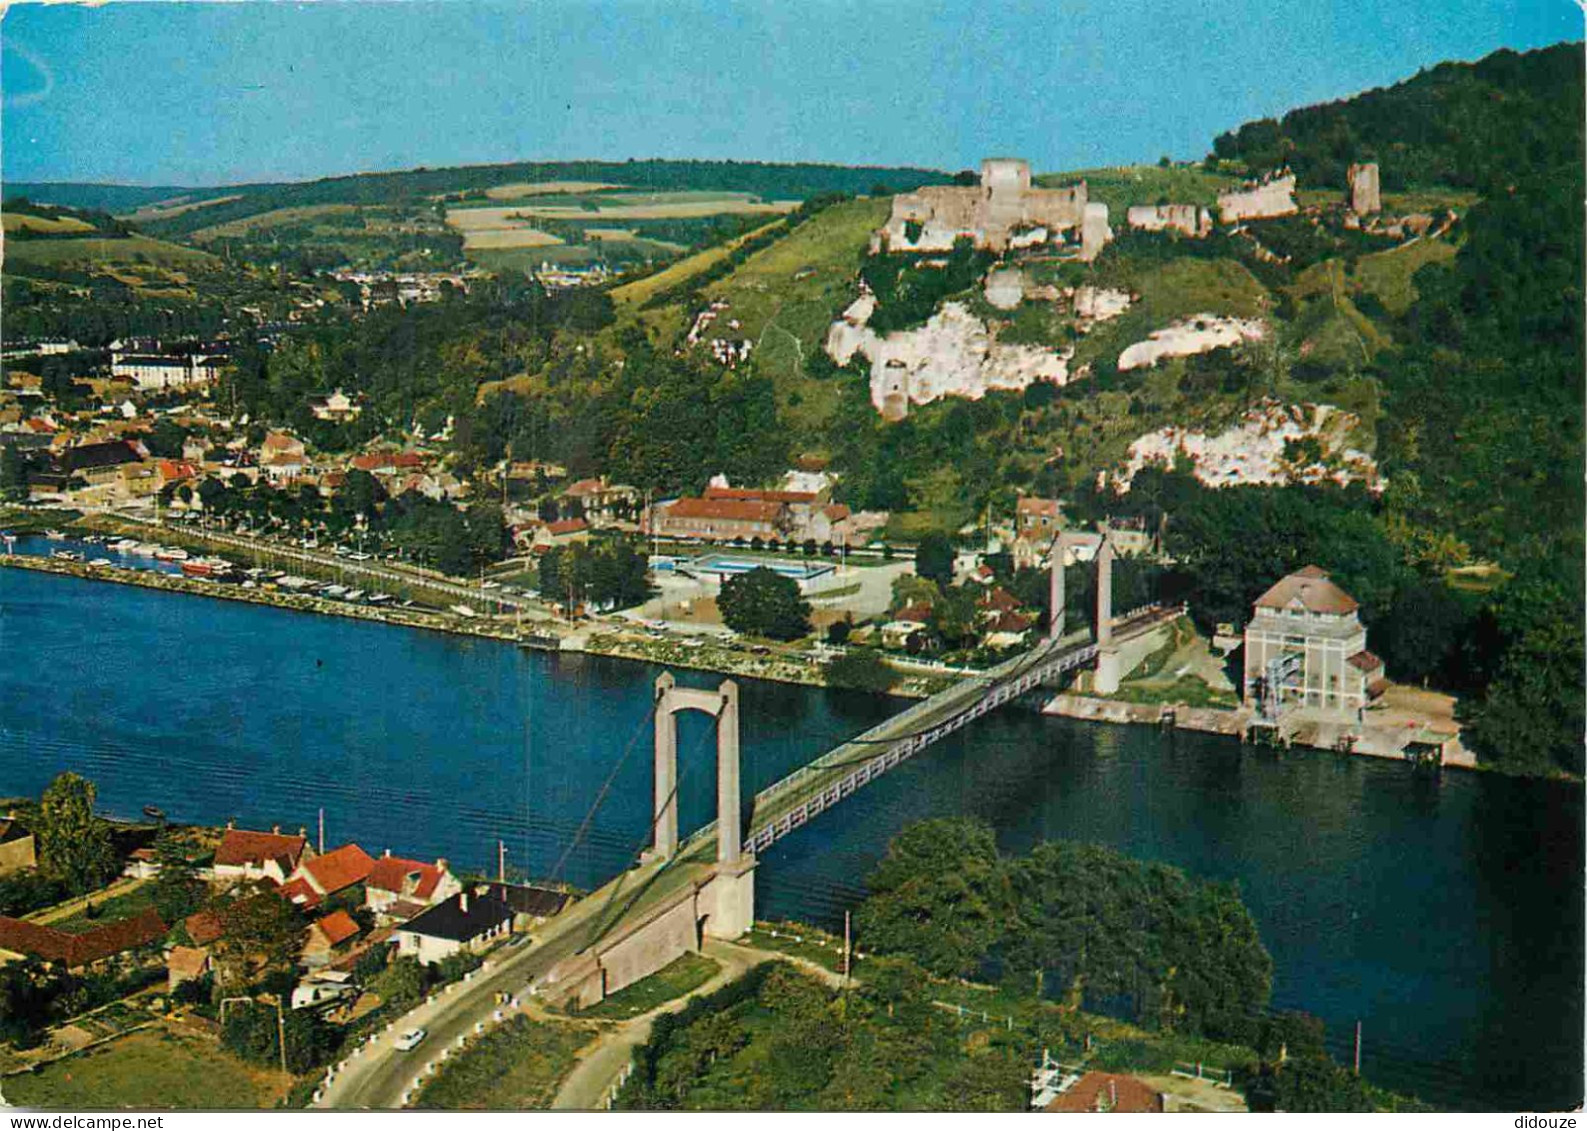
[1,544,1581,1109]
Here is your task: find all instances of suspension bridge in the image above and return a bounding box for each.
[535,533,1180,1008]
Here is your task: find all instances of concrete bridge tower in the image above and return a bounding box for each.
[1093,536,1122,693]
[1048,531,1069,640]
[651,673,755,939]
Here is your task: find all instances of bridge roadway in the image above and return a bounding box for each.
[694,602,1181,858]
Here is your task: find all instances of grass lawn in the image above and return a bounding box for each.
[577,952,721,1020]
[415,1014,594,1110]
[1350,235,1457,315]
[47,882,158,935]
[5,1026,291,1110]
[744,923,856,975]
[1039,164,1235,212]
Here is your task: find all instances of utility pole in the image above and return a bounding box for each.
[318,808,324,855]
[1353,1021,1362,1076]
[498,839,507,883]
[843,910,851,985]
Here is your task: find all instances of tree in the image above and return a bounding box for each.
[856,818,1011,978]
[1241,1055,1373,1113]
[149,830,206,924]
[210,886,307,992]
[717,567,811,641]
[822,647,894,693]
[0,444,27,502]
[914,532,955,587]
[35,772,116,895]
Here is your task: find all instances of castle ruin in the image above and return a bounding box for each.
[1348,162,1381,215]
[1217,171,1298,224]
[879,158,1112,262]
[1126,203,1213,238]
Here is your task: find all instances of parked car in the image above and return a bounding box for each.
[393,1028,427,1051]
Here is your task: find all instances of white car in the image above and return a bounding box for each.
[393,1028,427,1052]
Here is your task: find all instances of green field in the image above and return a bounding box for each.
[414,1015,594,1110]
[1350,235,1458,315]
[45,882,158,935]
[6,1027,291,1110]
[697,197,888,431]
[2,234,221,271]
[578,952,721,1020]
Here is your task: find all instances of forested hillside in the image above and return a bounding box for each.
[1213,41,1582,189]
[7,158,954,236]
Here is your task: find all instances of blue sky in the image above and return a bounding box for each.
[1,0,1578,186]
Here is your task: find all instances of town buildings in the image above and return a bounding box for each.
[650,482,863,546]
[1242,565,1385,722]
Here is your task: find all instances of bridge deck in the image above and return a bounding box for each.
[679,604,1181,858]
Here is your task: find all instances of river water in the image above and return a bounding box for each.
[1,542,1581,1109]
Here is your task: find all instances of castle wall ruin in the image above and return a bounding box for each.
[1217,172,1298,224]
[1126,203,1213,237]
[1348,162,1381,215]
[881,158,1111,261]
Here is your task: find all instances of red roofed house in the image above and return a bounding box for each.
[534,517,591,550]
[1045,1072,1165,1113]
[302,909,362,967]
[213,826,312,886]
[283,843,375,911]
[1243,565,1384,722]
[701,484,844,542]
[0,907,168,972]
[651,496,790,543]
[167,944,211,991]
[157,459,198,487]
[563,477,638,523]
[365,851,462,922]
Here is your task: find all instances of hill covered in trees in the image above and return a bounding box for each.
[1212,41,1583,190]
[6,157,955,236]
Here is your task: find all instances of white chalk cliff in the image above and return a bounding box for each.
[825,298,1074,420]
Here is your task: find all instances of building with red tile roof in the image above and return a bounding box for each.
[288,843,374,909]
[1045,1072,1164,1113]
[365,853,461,919]
[1244,565,1383,722]
[213,827,310,885]
[0,907,167,970]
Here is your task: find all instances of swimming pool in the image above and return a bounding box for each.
[691,554,836,583]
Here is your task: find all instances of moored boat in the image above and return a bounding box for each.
[154,547,190,562]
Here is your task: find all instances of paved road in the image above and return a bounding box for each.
[314,854,703,1110]
[87,508,539,614]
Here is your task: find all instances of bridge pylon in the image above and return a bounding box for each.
[1047,532,1068,640]
[1093,536,1123,694]
[651,673,755,940]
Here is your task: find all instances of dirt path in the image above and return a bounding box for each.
[550,939,842,1110]
[27,877,148,925]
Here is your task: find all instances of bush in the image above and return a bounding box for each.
[822,647,893,693]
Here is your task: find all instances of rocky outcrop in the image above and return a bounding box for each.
[826,299,1074,421]
[1111,400,1380,492]
[1117,315,1265,370]
[1072,286,1132,326]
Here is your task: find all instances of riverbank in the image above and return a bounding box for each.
[0,551,947,700]
[1043,691,1479,770]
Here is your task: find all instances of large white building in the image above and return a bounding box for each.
[111,353,226,392]
[1242,565,1384,722]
